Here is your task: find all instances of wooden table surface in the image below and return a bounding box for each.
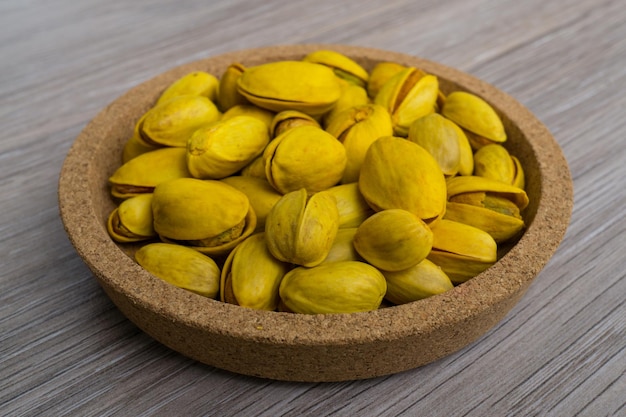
[1,0,624,415]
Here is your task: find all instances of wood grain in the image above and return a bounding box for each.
[1,0,624,415]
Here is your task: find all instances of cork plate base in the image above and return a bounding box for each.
[58,44,573,382]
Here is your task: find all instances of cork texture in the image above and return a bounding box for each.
[58,44,573,382]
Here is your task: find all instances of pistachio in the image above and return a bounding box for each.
[186,115,270,179]
[358,136,447,224]
[220,175,283,232]
[279,261,387,314]
[270,110,320,138]
[218,62,249,111]
[325,182,374,228]
[221,104,275,133]
[135,242,220,298]
[353,209,433,272]
[156,71,219,105]
[407,113,462,176]
[473,144,516,185]
[367,61,406,99]
[323,83,370,128]
[264,188,339,267]
[321,228,362,264]
[302,49,369,87]
[383,259,453,305]
[106,193,156,242]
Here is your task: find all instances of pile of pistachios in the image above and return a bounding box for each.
[107,49,529,314]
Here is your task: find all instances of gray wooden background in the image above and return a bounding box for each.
[1,0,624,415]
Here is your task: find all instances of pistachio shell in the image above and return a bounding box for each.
[186,116,270,179]
[270,110,320,138]
[325,182,374,228]
[139,95,221,147]
[264,125,347,194]
[446,175,529,210]
[221,104,275,133]
[367,61,406,98]
[358,136,447,223]
[442,91,506,144]
[218,62,249,111]
[135,242,220,298]
[453,119,474,176]
[321,228,362,264]
[473,144,516,184]
[107,193,156,242]
[108,147,191,199]
[264,188,339,267]
[427,219,497,284]
[374,67,439,136]
[237,61,341,116]
[444,201,525,243]
[240,155,266,179]
[121,131,160,164]
[511,155,526,190]
[407,113,461,176]
[326,103,393,183]
[220,176,283,232]
[383,259,453,305]
[302,49,369,87]
[152,178,256,255]
[354,209,433,272]
[156,71,219,105]
[323,83,370,127]
[220,233,290,310]
[279,261,387,314]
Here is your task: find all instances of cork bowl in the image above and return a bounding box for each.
[58,44,572,382]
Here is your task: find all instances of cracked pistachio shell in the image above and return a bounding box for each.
[264,188,339,267]
[358,136,447,224]
[135,243,220,298]
[237,61,341,116]
[325,182,374,228]
[320,228,362,264]
[263,125,347,194]
[444,201,525,243]
[218,62,249,111]
[446,175,529,210]
[408,113,462,176]
[156,71,219,105]
[279,261,387,314]
[374,67,439,136]
[473,144,516,185]
[186,116,270,179]
[442,91,506,147]
[270,110,320,138]
[221,104,275,133]
[367,61,406,99]
[220,233,290,310]
[220,176,283,232]
[354,209,433,272]
[427,219,497,284]
[323,83,370,127]
[382,259,453,305]
[138,95,221,147]
[326,103,393,183]
[108,147,191,199]
[302,50,369,87]
[107,193,156,243]
[152,178,256,256]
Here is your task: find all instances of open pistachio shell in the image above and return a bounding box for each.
[302,49,369,87]
[107,193,156,243]
[374,67,439,136]
[220,175,283,232]
[442,91,506,146]
[325,182,374,228]
[263,125,347,194]
[220,233,291,310]
[156,71,219,105]
[383,259,453,305]
[326,103,393,183]
[279,261,387,314]
[444,201,525,243]
[237,60,341,116]
[358,136,447,224]
[108,147,191,199]
[353,209,433,272]
[152,178,256,256]
[218,62,249,111]
[264,188,339,267]
[135,242,220,298]
[408,113,461,176]
[446,175,529,210]
[187,116,270,179]
[427,219,497,284]
[138,95,221,148]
